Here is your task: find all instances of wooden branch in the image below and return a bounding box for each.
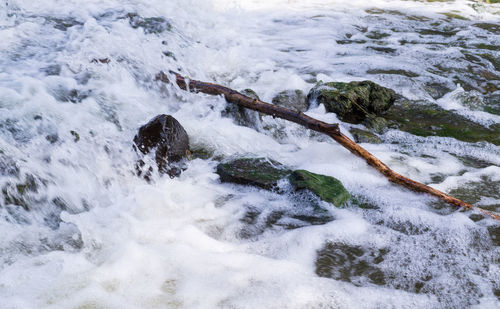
[156,71,500,221]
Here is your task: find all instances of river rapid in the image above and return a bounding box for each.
[0,0,499,308]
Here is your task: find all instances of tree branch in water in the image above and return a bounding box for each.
[156,71,500,221]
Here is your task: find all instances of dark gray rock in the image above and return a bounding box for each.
[222,89,262,129]
[272,89,309,112]
[134,114,190,176]
[216,158,290,190]
[349,128,382,144]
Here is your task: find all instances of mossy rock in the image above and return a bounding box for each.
[349,128,382,144]
[216,158,290,190]
[384,101,500,145]
[307,81,397,123]
[289,170,350,207]
[272,89,309,112]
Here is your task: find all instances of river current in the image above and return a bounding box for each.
[0,0,499,308]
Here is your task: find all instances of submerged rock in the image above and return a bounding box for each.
[272,89,309,112]
[222,89,262,129]
[384,101,500,145]
[127,13,172,34]
[316,242,388,286]
[289,170,350,207]
[133,114,190,176]
[216,158,290,190]
[307,80,397,123]
[349,128,382,144]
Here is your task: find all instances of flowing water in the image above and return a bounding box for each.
[0,0,499,308]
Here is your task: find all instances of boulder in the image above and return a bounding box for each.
[216,158,290,190]
[272,89,309,112]
[307,80,397,123]
[133,114,190,175]
[289,170,350,207]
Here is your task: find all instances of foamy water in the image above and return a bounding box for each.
[0,0,499,308]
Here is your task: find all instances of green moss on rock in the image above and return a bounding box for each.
[384,101,500,145]
[289,170,350,207]
[307,80,397,123]
[216,158,290,190]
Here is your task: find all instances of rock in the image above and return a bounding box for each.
[307,80,397,123]
[315,242,388,286]
[217,159,351,207]
[488,225,500,247]
[133,115,190,175]
[363,115,388,134]
[384,101,500,145]
[2,174,40,211]
[216,158,290,190]
[272,89,309,112]
[222,89,262,128]
[0,152,19,177]
[289,170,350,207]
[349,128,382,144]
[127,13,172,34]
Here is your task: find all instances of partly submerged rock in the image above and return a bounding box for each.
[216,158,290,190]
[222,89,262,129]
[349,128,382,144]
[384,101,500,145]
[307,80,397,123]
[217,158,351,207]
[127,13,172,34]
[289,170,350,207]
[272,89,309,112]
[134,114,190,176]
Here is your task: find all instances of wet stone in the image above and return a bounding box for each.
[45,134,59,144]
[423,82,453,99]
[487,225,500,246]
[349,128,382,144]
[238,206,335,239]
[315,242,388,286]
[307,80,397,123]
[45,17,83,31]
[216,158,290,190]
[222,89,262,129]
[2,174,41,211]
[134,114,190,177]
[272,89,309,112]
[0,153,19,177]
[127,13,172,34]
[289,170,350,207]
[366,46,397,54]
[41,64,61,76]
[384,101,500,145]
[366,69,419,78]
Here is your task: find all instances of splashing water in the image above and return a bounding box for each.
[0,0,499,308]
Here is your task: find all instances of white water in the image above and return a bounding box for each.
[0,0,499,308]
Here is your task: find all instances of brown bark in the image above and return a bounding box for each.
[156,71,500,221]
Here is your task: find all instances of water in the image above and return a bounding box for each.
[0,0,499,308]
